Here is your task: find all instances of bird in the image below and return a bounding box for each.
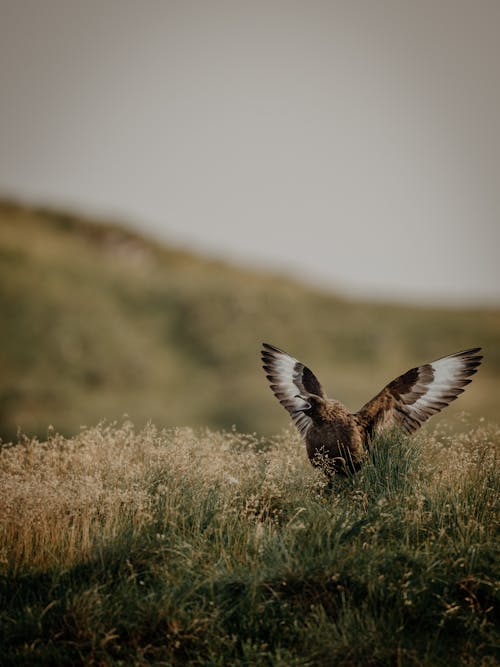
[261,343,482,476]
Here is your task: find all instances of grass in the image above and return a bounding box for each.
[1,198,500,440]
[1,199,498,663]
[0,420,498,665]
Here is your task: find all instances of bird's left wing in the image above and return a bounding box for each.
[356,348,482,437]
[261,343,324,435]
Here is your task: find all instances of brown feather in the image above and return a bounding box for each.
[356,348,483,437]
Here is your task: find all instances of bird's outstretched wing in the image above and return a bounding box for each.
[356,348,482,437]
[261,343,324,435]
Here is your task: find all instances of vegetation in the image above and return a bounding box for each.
[1,199,500,441]
[1,200,498,664]
[0,421,498,665]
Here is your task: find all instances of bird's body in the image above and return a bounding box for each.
[261,343,482,476]
[303,399,365,474]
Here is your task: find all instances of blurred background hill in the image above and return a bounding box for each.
[1,200,498,441]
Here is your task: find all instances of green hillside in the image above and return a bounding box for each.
[1,199,499,441]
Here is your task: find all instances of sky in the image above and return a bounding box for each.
[1,0,499,304]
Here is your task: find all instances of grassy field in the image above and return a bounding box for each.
[0,421,498,665]
[1,199,498,664]
[1,199,500,441]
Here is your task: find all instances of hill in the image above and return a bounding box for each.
[1,199,499,440]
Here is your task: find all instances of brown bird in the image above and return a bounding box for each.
[261,343,482,476]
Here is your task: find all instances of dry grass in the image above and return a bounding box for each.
[1,420,498,665]
[0,422,316,572]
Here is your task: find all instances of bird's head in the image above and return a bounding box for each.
[294,393,325,417]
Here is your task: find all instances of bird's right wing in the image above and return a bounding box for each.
[261,343,325,435]
[356,348,482,437]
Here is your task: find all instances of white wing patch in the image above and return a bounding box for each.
[261,343,324,436]
[398,348,482,431]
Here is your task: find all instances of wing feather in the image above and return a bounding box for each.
[261,343,324,435]
[356,348,482,437]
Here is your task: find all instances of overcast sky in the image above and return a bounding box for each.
[1,0,499,304]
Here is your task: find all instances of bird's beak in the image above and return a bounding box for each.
[294,395,311,410]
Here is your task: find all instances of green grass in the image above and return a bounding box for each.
[1,199,498,663]
[1,422,498,665]
[1,198,500,441]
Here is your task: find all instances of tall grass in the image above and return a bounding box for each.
[0,421,498,665]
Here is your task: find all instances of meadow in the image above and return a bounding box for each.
[1,200,499,664]
[1,420,498,665]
